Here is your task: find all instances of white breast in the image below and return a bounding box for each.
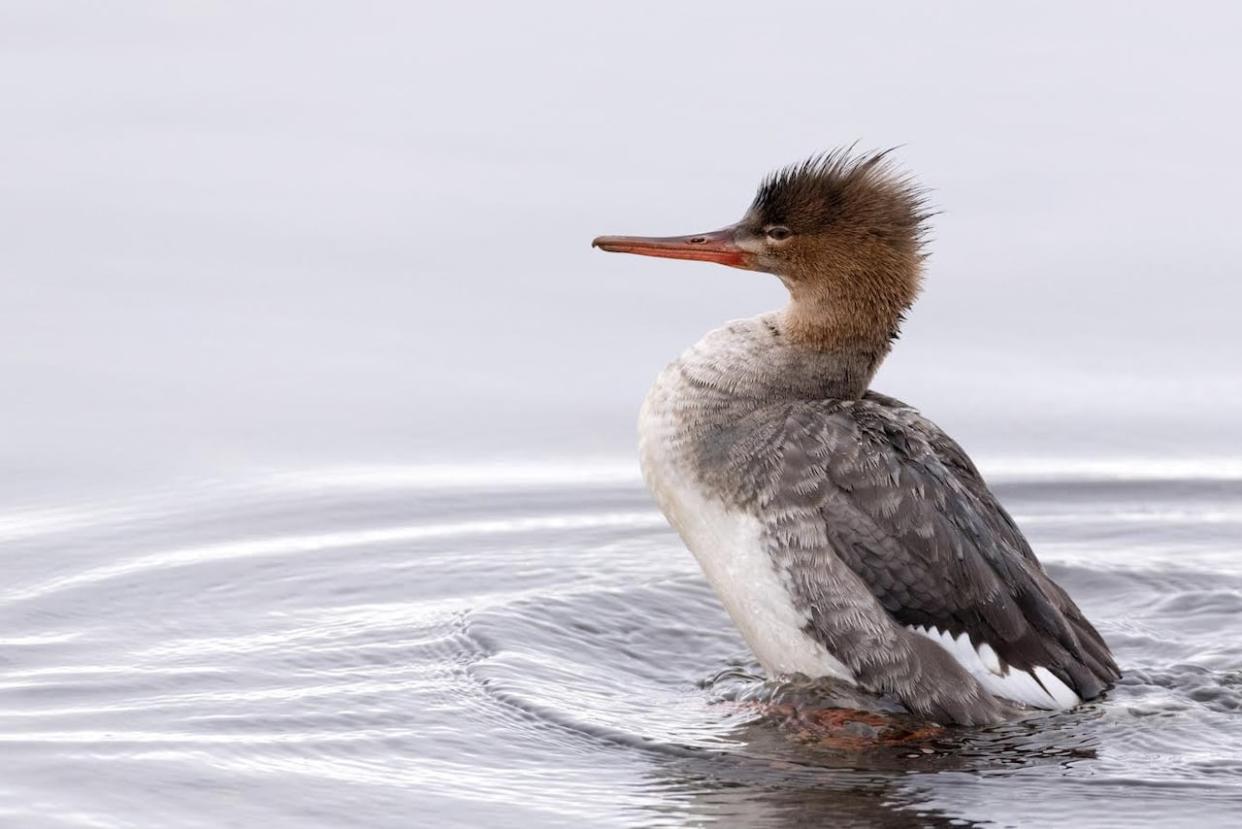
[638,380,854,683]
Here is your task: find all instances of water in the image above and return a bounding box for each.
[3,462,1241,828]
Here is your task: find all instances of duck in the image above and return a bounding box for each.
[592,149,1120,725]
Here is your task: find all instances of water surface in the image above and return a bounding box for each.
[3,462,1240,827]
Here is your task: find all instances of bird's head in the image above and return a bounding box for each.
[593,149,931,350]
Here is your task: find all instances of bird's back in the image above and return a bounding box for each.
[640,315,1119,724]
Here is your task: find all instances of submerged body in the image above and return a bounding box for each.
[598,150,1119,724]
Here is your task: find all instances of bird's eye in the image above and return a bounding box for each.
[765,226,792,241]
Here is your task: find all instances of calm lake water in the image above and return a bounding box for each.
[3,461,1240,828]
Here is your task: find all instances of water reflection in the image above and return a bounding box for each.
[632,673,1109,827]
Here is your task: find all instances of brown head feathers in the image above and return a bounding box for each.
[745,149,933,353]
[750,148,931,247]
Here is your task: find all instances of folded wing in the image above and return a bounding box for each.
[699,392,1119,716]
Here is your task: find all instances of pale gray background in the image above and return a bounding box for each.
[3,2,1239,496]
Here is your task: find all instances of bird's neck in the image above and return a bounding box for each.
[777,285,905,399]
[782,286,901,347]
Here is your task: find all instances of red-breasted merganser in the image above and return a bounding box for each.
[592,149,1119,725]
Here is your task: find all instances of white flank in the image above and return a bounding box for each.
[658,477,854,682]
[908,625,1081,710]
[639,404,854,683]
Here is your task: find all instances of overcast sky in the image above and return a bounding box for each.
[2,2,1239,489]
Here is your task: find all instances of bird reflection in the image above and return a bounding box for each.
[636,672,1103,828]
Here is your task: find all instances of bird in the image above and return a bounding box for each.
[591,149,1119,725]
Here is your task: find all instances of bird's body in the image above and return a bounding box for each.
[596,149,1119,724]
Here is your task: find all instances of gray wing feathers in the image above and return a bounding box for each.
[700,394,1119,722]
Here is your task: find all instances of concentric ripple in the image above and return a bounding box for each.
[1,464,1241,828]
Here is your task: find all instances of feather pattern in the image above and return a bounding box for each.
[640,315,1120,725]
